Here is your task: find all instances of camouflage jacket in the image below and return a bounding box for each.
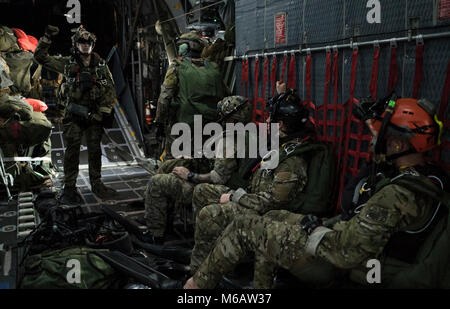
[229,137,308,214]
[311,167,436,269]
[34,36,117,121]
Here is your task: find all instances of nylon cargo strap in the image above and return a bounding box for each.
[370,43,380,100]
[280,53,288,83]
[387,40,398,93]
[241,58,249,97]
[319,50,332,141]
[338,47,359,211]
[333,49,344,162]
[412,37,424,98]
[287,53,296,89]
[252,56,268,123]
[433,59,450,168]
[271,55,277,97]
[304,51,316,125]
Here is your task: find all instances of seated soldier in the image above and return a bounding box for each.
[189,83,332,275]
[143,96,253,244]
[184,97,449,289]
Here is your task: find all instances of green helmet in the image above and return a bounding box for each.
[177,30,207,57]
[71,26,96,54]
[217,96,252,123]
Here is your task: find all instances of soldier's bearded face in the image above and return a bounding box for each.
[77,42,93,54]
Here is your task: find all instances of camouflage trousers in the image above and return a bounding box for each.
[193,210,338,289]
[190,183,258,274]
[144,173,195,237]
[63,120,103,187]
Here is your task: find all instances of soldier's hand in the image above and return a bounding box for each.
[276,81,286,95]
[155,20,163,36]
[219,193,231,204]
[45,25,60,38]
[172,166,190,180]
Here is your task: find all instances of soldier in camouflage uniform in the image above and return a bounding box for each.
[144,96,252,243]
[34,25,118,204]
[185,97,447,289]
[154,30,228,161]
[189,87,319,274]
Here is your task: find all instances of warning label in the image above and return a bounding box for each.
[275,12,286,45]
[440,0,450,19]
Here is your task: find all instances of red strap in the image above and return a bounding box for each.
[262,56,268,119]
[280,54,288,83]
[323,51,332,108]
[241,59,247,97]
[333,51,339,106]
[322,51,332,139]
[306,54,312,102]
[263,57,268,99]
[369,46,380,100]
[434,60,450,164]
[412,42,424,98]
[387,45,398,93]
[287,54,296,89]
[350,49,358,99]
[439,60,450,120]
[271,56,277,97]
[338,48,359,212]
[253,57,260,118]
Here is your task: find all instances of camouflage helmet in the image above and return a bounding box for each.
[217,96,252,123]
[177,30,207,55]
[71,25,96,49]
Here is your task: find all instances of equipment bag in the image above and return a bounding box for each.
[278,142,336,216]
[20,247,126,289]
[0,26,21,53]
[0,95,52,147]
[3,50,34,95]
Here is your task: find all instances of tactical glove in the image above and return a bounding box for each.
[300,215,323,235]
[45,25,60,39]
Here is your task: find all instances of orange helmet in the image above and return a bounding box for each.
[367,98,441,153]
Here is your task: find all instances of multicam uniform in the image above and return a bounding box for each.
[144,134,248,238]
[145,95,252,238]
[34,35,117,190]
[192,167,441,288]
[190,137,309,274]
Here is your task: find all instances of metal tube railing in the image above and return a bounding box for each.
[225,31,450,61]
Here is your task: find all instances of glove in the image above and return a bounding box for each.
[300,215,323,235]
[45,25,60,39]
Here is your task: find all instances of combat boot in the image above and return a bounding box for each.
[60,186,83,205]
[91,182,117,199]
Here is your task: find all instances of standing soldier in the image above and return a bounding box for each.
[154,30,228,161]
[34,25,118,204]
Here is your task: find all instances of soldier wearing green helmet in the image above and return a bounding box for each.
[154,29,229,161]
[142,96,253,244]
[34,25,118,204]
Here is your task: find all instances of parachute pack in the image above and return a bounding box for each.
[0,95,52,147]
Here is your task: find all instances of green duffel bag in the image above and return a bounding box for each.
[3,50,34,95]
[20,247,127,289]
[0,26,21,53]
[0,95,52,147]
